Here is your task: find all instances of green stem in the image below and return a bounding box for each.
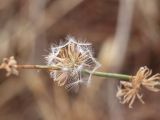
[83,70,132,81]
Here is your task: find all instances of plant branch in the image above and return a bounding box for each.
[16,65,60,70]
[83,70,132,81]
[16,65,132,81]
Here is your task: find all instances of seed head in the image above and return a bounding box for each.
[46,36,100,92]
[0,56,19,76]
[117,66,160,108]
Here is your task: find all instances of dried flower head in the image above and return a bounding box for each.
[0,56,19,76]
[117,66,160,108]
[46,36,100,92]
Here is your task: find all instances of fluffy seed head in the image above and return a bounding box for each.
[45,36,100,92]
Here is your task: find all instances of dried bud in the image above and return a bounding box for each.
[0,56,19,76]
[46,36,100,91]
[117,66,160,108]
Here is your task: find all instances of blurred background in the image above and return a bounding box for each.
[0,0,160,120]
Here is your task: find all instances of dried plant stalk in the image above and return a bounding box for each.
[0,37,160,108]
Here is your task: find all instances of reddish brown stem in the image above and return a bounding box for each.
[16,65,60,70]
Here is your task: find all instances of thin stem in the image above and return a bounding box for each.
[83,70,132,81]
[16,65,132,81]
[16,65,60,70]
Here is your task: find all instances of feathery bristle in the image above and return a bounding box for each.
[45,36,100,92]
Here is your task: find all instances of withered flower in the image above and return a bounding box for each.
[46,36,100,91]
[0,56,19,76]
[117,66,160,108]
[141,67,160,92]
